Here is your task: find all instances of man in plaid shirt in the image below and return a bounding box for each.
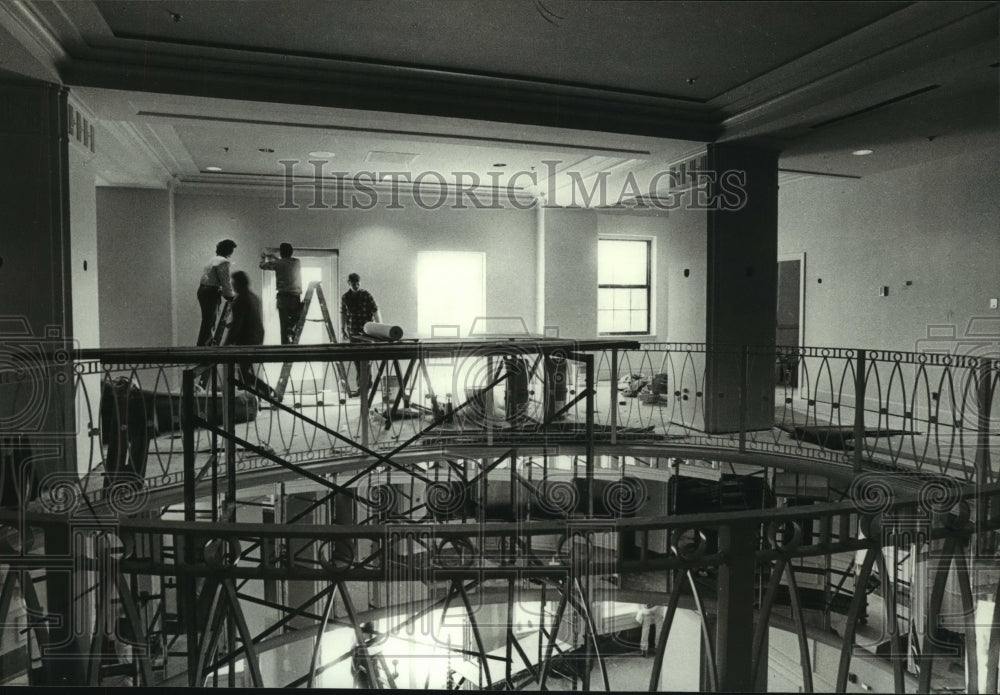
[340,272,382,395]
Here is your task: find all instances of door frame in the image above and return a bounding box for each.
[778,251,806,390]
[260,247,339,345]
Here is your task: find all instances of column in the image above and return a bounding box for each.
[716,521,757,691]
[703,142,779,433]
[0,78,75,477]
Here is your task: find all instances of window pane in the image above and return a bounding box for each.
[598,310,614,333]
[598,239,648,285]
[613,288,630,310]
[630,310,648,333]
[631,288,648,310]
[612,311,630,332]
[598,288,613,310]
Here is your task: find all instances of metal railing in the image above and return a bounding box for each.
[1,338,998,691]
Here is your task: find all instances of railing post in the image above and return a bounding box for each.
[210,366,219,522]
[716,520,757,692]
[40,523,86,685]
[853,350,867,473]
[181,370,196,523]
[610,349,618,446]
[179,369,199,684]
[976,357,994,555]
[360,358,370,448]
[486,355,494,447]
[224,361,237,523]
[584,352,595,517]
[738,345,749,452]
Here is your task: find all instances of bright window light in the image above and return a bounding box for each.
[417,252,485,338]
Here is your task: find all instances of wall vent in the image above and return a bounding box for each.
[67,103,96,153]
[665,151,708,191]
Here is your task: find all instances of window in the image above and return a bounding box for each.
[598,238,651,335]
[417,251,485,337]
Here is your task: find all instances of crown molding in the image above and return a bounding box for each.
[98,119,174,183]
[719,3,998,142]
[0,0,66,81]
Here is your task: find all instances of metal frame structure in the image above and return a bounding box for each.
[1,338,999,691]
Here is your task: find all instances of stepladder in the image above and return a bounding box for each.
[273,282,350,402]
[197,301,233,389]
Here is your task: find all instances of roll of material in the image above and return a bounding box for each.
[363,322,404,341]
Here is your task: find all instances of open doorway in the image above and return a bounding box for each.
[776,252,805,387]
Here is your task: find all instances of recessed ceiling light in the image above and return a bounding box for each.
[309,151,335,158]
[852,149,873,156]
[205,166,223,172]
[493,163,507,168]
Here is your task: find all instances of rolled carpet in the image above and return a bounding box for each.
[363,322,404,341]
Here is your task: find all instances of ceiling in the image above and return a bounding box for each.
[1,0,996,198]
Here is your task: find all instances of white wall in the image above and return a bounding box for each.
[68,145,100,349]
[779,145,1000,353]
[546,207,691,342]
[171,188,536,346]
[96,188,173,347]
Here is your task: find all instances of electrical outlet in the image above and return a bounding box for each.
[990,298,998,310]
[878,286,889,297]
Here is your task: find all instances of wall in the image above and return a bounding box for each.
[596,211,671,340]
[544,207,599,338]
[95,188,175,348]
[779,145,1000,353]
[663,205,707,343]
[68,144,100,348]
[172,188,536,345]
[94,185,710,349]
[547,207,692,342]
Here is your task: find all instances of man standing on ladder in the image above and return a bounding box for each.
[340,272,381,397]
[259,243,302,345]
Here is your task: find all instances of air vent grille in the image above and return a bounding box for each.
[67,103,95,153]
[665,152,708,191]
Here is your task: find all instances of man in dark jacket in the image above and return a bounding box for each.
[259,242,303,344]
[225,270,273,398]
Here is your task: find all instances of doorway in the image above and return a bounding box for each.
[261,248,339,394]
[776,253,804,387]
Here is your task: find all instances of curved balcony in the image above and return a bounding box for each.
[1,339,998,691]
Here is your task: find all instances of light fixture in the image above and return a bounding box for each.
[492,163,507,168]
[852,149,873,156]
[309,151,335,158]
[205,166,223,172]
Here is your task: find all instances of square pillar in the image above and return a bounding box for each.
[704,143,779,433]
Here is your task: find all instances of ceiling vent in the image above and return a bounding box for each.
[809,85,941,130]
[364,151,419,166]
[664,151,708,191]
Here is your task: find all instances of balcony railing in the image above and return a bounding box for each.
[1,338,998,691]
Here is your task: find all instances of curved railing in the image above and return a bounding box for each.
[53,341,999,505]
[1,339,998,690]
